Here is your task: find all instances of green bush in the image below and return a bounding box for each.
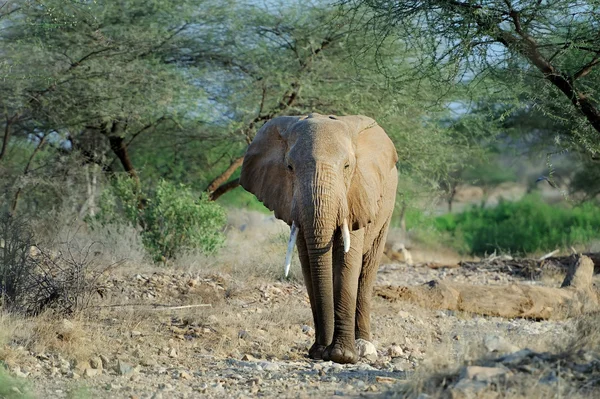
[436,195,600,256]
[91,177,226,261]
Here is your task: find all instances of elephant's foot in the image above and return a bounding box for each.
[322,341,358,364]
[308,343,327,360]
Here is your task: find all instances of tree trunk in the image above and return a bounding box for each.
[108,135,138,182]
[375,255,598,320]
[11,135,46,214]
[0,113,18,161]
[206,156,244,195]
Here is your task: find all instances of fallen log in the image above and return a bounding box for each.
[375,255,599,320]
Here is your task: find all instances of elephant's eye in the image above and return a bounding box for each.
[344,164,350,169]
[287,164,293,171]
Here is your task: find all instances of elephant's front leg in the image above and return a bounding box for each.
[323,228,365,364]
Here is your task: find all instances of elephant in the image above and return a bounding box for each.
[240,113,398,364]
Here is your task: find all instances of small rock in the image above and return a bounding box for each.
[247,377,262,386]
[89,357,103,370]
[140,358,157,367]
[462,366,510,382]
[84,368,101,378]
[259,361,280,372]
[375,376,397,384]
[241,354,256,361]
[388,345,404,358]
[179,371,192,380]
[116,360,134,376]
[301,325,315,336]
[212,383,225,394]
[158,383,173,391]
[238,330,249,340]
[397,310,412,319]
[131,330,142,337]
[483,335,519,354]
[451,379,488,398]
[12,367,28,379]
[168,348,177,358]
[355,339,377,362]
[10,387,23,395]
[61,319,75,331]
[100,355,111,369]
[498,349,535,365]
[68,371,81,379]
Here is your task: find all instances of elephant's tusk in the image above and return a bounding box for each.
[284,222,298,278]
[342,219,350,253]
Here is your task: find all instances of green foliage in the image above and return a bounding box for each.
[0,366,32,399]
[217,187,270,214]
[437,195,600,256]
[92,177,226,261]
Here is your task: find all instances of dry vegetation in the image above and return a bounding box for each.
[0,211,599,398]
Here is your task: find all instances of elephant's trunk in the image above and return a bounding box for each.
[295,164,344,346]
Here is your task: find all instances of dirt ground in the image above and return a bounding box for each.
[1,212,599,398]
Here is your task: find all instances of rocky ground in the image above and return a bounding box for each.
[3,253,596,399]
[1,210,598,399]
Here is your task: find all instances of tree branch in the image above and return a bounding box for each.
[209,178,240,201]
[573,55,600,81]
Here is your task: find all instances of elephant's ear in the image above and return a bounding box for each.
[343,116,398,230]
[240,116,301,225]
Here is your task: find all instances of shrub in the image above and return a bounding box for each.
[91,177,227,261]
[1,213,112,316]
[0,213,35,310]
[437,195,600,256]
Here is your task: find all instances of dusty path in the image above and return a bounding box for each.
[0,258,579,399]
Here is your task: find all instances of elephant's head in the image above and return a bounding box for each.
[240,113,398,274]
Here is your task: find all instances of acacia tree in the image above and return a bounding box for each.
[0,0,475,219]
[344,1,600,158]
[169,1,475,201]
[0,0,227,213]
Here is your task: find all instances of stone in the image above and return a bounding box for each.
[259,361,280,372]
[355,339,377,362]
[100,355,111,369]
[10,387,23,395]
[12,367,28,379]
[61,319,75,332]
[388,345,404,358]
[116,360,134,376]
[462,366,510,382]
[131,330,142,337]
[483,335,519,354]
[242,354,256,361]
[301,325,315,336]
[84,368,101,378]
[89,357,103,370]
[140,358,157,367]
[68,371,81,379]
[168,348,178,358]
[179,371,192,380]
[498,349,535,365]
[451,379,489,399]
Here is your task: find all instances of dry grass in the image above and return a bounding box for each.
[389,312,600,399]
[0,311,98,368]
[172,210,303,282]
